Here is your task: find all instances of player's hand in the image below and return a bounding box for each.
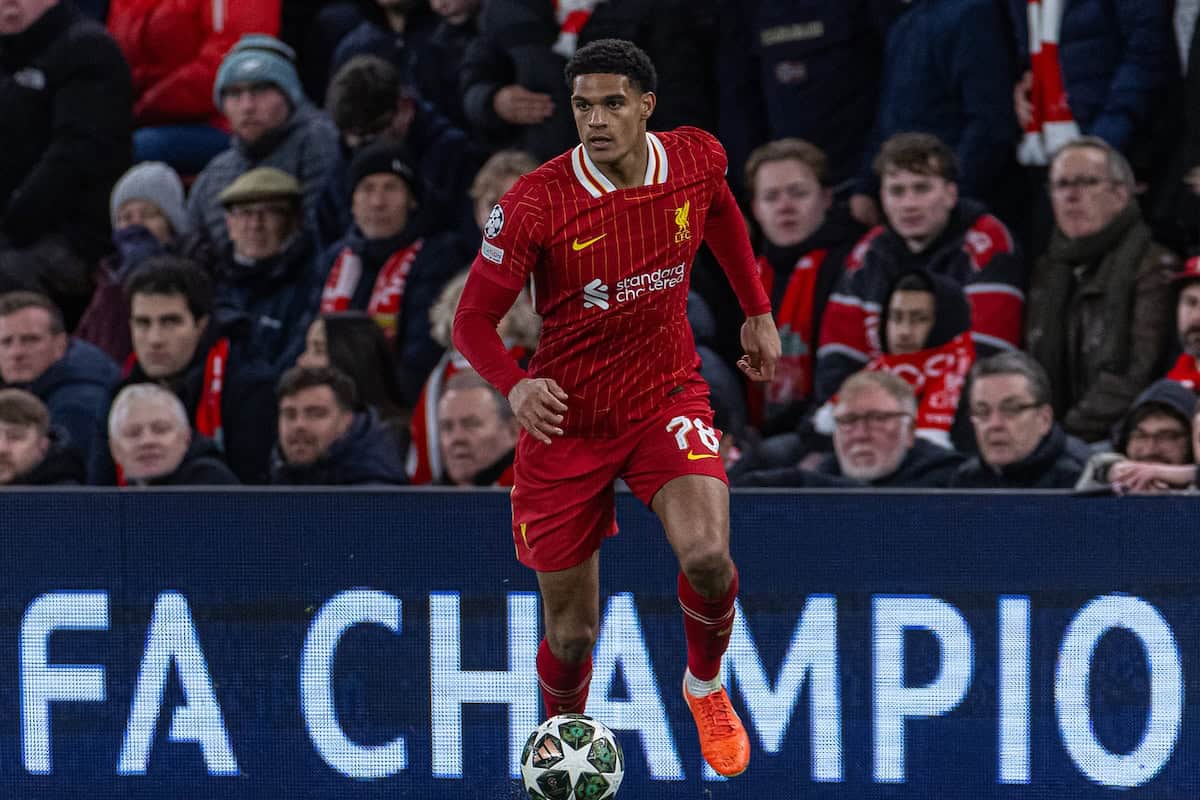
[738,313,781,383]
[508,378,569,444]
[494,85,555,126]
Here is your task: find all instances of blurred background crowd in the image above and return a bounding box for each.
[2,0,1199,495]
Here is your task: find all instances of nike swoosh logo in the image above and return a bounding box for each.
[687,451,719,461]
[572,234,607,251]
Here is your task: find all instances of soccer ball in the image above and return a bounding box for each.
[520,714,624,800]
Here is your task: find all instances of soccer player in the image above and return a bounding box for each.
[452,39,780,778]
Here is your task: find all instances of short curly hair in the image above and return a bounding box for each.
[565,38,657,94]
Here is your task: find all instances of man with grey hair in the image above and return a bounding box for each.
[950,352,1088,488]
[736,370,962,488]
[437,369,518,486]
[1025,136,1179,442]
[107,383,238,485]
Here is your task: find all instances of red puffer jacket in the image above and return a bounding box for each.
[108,0,281,127]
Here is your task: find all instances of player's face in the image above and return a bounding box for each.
[885,290,935,355]
[1177,284,1200,358]
[832,384,914,481]
[880,168,957,251]
[437,387,518,485]
[751,159,831,247]
[571,74,655,167]
[0,420,47,484]
[969,374,1052,468]
[278,385,354,466]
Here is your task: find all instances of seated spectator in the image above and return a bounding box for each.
[319,141,465,392]
[1077,379,1198,493]
[437,370,517,486]
[0,0,131,328]
[468,149,540,239]
[1166,256,1200,389]
[213,167,322,369]
[187,34,340,249]
[317,55,480,251]
[746,138,861,431]
[817,133,1024,403]
[107,0,281,173]
[0,388,83,485]
[270,365,406,485]
[408,271,538,484]
[89,257,277,484]
[107,383,238,486]
[0,292,118,463]
[950,352,1088,489]
[736,370,962,488]
[77,162,194,363]
[1025,137,1179,442]
[296,310,408,449]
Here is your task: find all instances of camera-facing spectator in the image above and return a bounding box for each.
[1165,257,1200,389]
[737,370,962,488]
[817,133,1023,402]
[213,167,322,369]
[437,370,518,486]
[107,0,282,173]
[88,257,277,485]
[0,388,83,485]
[0,0,132,328]
[108,383,238,486]
[950,352,1088,489]
[77,162,194,364]
[0,292,118,462]
[1025,137,1179,442]
[270,365,407,485]
[187,35,339,250]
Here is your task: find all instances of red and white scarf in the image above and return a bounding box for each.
[758,249,827,410]
[552,0,606,58]
[320,240,424,341]
[1167,354,1200,391]
[866,333,975,446]
[1017,0,1081,166]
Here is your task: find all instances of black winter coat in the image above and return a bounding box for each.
[270,411,407,486]
[949,424,1088,489]
[737,438,963,488]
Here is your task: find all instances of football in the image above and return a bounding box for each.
[520,714,624,800]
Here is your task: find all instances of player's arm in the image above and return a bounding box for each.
[703,178,781,382]
[453,272,568,444]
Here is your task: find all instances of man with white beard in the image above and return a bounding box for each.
[736,370,962,488]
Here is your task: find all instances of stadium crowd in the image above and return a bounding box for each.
[1,0,1199,495]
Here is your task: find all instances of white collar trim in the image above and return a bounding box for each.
[571,133,669,198]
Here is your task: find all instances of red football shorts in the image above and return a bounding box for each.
[509,378,728,572]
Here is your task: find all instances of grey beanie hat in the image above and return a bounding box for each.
[110,162,188,235]
[213,34,304,109]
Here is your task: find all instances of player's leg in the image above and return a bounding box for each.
[536,552,600,717]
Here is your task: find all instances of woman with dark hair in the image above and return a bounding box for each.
[296,311,409,448]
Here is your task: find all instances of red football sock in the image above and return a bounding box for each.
[678,568,738,682]
[537,638,592,718]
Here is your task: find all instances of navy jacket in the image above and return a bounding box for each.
[270,411,407,485]
[1007,0,1172,153]
[14,427,83,485]
[737,438,964,488]
[25,338,118,462]
[949,424,1089,489]
[861,0,1018,201]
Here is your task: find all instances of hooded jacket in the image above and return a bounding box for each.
[270,410,407,485]
[123,435,239,486]
[816,198,1024,402]
[186,101,340,249]
[25,338,119,463]
[1113,379,1197,458]
[950,423,1088,489]
[736,437,964,488]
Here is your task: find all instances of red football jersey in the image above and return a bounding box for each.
[469,127,739,436]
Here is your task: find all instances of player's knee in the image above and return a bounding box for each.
[546,626,598,664]
[680,544,734,596]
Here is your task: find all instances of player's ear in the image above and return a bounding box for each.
[640,90,656,121]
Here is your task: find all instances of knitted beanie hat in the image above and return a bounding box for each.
[110,162,188,234]
[213,34,304,109]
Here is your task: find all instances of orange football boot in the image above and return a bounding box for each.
[682,681,750,777]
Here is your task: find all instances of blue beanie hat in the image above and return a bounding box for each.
[213,35,304,110]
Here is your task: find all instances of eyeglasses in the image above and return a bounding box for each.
[1048,175,1114,194]
[1127,428,1188,446]
[969,401,1042,422]
[832,411,911,431]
